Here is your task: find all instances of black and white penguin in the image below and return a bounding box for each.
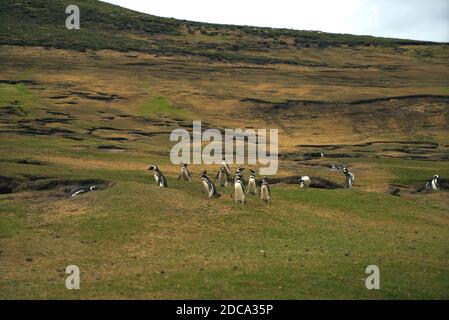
[247,169,257,195]
[215,165,229,187]
[426,174,440,191]
[342,167,354,189]
[299,176,311,189]
[221,158,231,176]
[70,185,97,198]
[177,163,192,181]
[201,170,220,199]
[259,178,271,204]
[330,164,344,172]
[234,167,246,185]
[147,165,168,188]
[233,173,245,204]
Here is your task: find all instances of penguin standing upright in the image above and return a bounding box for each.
[147,165,168,188]
[201,170,220,199]
[247,169,257,195]
[234,167,246,185]
[299,176,311,188]
[342,167,354,189]
[233,173,245,204]
[215,166,229,187]
[178,163,192,181]
[259,178,271,204]
[221,158,231,176]
[426,174,440,191]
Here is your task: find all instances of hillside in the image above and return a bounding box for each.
[0,0,444,61]
[0,0,448,299]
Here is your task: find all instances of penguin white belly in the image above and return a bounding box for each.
[300,176,310,188]
[207,185,216,198]
[345,176,351,188]
[248,178,257,195]
[235,183,245,203]
[350,173,355,187]
[260,185,270,201]
[202,180,210,194]
[153,173,159,183]
[345,173,354,188]
[182,169,191,181]
[218,173,227,186]
[431,179,438,190]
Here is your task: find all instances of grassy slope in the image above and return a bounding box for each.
[0,0,448,299]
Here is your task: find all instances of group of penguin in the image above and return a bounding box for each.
[146,159,358,205]
[148,162,272,204]
[148,160,442,202]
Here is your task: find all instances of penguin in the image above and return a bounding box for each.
[236,166,245,175]
[259,178,271,204]
[221,158,231,176]
[201,170,220,199]
[233,173,245,204]
[70,185,97,198]
[330,164,344,172]
[247,169,257,195]
[299,176,311,189]
[177,163,192,181]
[342,167,354,189]
[215,165,229,187]
[426,174,440,191]
[234,167,246,185]
[147,165,168,188]
[70,189,84,197]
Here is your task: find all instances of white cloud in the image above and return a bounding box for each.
[102,0,449,42]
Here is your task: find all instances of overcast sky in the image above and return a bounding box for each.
[102,0,448,42]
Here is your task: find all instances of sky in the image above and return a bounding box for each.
[102,0,449,42]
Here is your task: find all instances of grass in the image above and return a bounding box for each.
[139,96,188,118]
[0,83,38,113]
[0,215,25,239]
[1,177,448,299]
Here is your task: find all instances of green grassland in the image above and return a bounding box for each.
[0,0,448,299]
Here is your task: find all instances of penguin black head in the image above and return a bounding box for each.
[342,167,348,173]
[249,169,256,175]
[262,177,269,184]
[181,163,188,168]
[433,174,439,180]
[201,169,208,176]
[147,165,158,171]
[237,167,245,173]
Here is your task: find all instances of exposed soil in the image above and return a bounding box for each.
[0,175,112,195]
[97,145,126,151]
[262,176,342,189]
